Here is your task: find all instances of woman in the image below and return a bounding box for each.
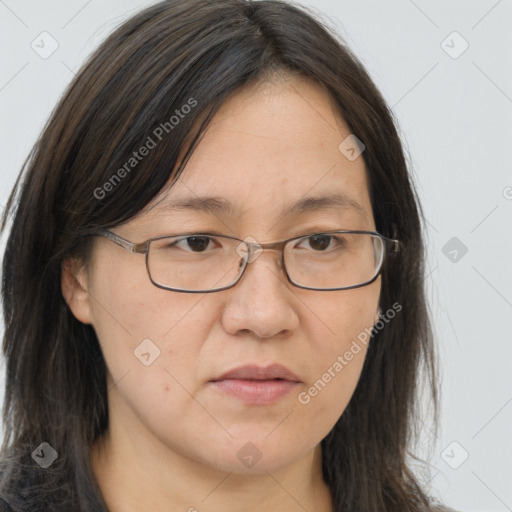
[0,0,454,510]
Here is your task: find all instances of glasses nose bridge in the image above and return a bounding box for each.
[245,239,286,262]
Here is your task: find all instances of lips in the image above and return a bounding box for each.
[211,364,301,383]
[209,364,301,405]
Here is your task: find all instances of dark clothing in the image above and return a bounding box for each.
[0,499,13,512]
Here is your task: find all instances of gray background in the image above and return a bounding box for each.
[1,1,511,511]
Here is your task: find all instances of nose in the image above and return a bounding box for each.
[220,248,300,339]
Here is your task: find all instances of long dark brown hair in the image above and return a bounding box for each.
[1,1,448,510]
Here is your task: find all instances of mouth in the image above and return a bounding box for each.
[209,364,301,405]
[209,378,300,405]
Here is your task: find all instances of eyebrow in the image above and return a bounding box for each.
[160,192,367,222]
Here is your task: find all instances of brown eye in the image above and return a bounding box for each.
[168,236,217,253]
[306,234,332,251]
[297,234,339,252]
[183,236,212,252]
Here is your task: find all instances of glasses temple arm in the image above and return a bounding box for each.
[95,230,148,254]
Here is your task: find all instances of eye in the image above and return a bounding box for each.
[172,235,218,252]
[296,233,345,252]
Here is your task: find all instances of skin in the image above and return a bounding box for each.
[62,75,381,512]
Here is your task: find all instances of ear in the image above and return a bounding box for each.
[61,258,93,325]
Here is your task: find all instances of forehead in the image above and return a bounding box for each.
[146,76,373,232]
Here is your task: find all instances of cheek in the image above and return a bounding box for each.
[302,280,380,355]
[297,338,369,428]
[89,279,221,456]
[89,245,211,342]
[87,254,216,404]
[294,283,379,424]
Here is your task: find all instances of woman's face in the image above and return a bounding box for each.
[65,76,381,475]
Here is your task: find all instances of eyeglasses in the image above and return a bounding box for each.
[92,229,400,293]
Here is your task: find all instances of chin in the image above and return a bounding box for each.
[198,433,314,475]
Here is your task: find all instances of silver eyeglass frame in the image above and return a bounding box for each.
[91,229,400,293]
